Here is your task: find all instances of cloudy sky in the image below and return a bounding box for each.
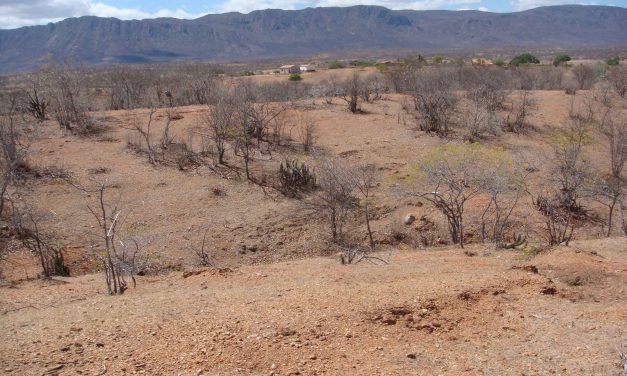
[1,0,625,29]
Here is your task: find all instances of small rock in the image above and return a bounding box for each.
[541,286,557,295]
[404,214,416,225]
[406,353,417,359]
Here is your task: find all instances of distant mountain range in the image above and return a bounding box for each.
[0,5,626,73]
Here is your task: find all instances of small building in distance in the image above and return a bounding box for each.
[471,58,494,66]
[300,65,316,72]
[279,64,301,74]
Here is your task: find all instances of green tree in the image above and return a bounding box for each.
[288,73,302,81]
[606,56,620,66]
[510,53,540,66]
[553,54,571,67]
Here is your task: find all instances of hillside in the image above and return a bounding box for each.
[0,5,626,73]
[1,239,625,374]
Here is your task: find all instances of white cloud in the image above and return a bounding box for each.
[218,0,482,13]
[0,0,204,29]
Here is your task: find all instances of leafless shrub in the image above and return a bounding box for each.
[459,98,498,142]
[26,84,48,121]
[340,72,366,113]
[107,65,147,110]
[191,230,216,267]
[305,157,358,243]
[354,164,376,249]
[504,91,535,133]
[592,110,626,236]
[123,109,158,165]
[205,95,236,165]
[412,144,487,248]
[75,180,141,295]
[572,64,598,90]
[534,195,577,246]
[479,157,528,245]
[39,61,95,134]
[608,66,627,98]
[550,119,593,213]
[409,69,457,137]
[0,96,36,215]
[363,73,387,102]
[298,116,316,153]
[10,202,69,278]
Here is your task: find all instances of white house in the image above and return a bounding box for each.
[279,65,301,74]
[300,65,316,72]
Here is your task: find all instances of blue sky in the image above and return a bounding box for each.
[1,0,625,29]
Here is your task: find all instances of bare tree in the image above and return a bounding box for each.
[205,97,235,165]
[409,69,457,137]
[550,119,593,213]
[594,110,627,235]
[572,64,597,90]
[340,72,365,113]
[9,202,68,278]
[39,60,93,133]
[160,107,177,150]
[0,95,35,216]
[123,108,158,165]
[534,195,577,246]
[355,164,376,249]
[459,97,497,142]
[107,65,146,110]
[504,90,534,133]
[233,108,255,181]
[297,116,316,153]
[477,154,527,245]
[608,66,627,98]
[240,100,287,146]
[306,158,357,242]
[75,180,135,295]
[190,230,216,267]
[413,144,488,248]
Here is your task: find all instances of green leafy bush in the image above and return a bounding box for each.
[510,53,540,66]
[288,73,302,81]
[606,56,620,66]
[553,54,571,66]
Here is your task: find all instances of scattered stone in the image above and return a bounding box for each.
[43,364,64,375]
[183,270,206,279]
[541,286,557,295]
[404,214,416,225]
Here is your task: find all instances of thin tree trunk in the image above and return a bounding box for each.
[365,204,374,249]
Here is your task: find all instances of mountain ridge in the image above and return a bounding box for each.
[0,5,626,73]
